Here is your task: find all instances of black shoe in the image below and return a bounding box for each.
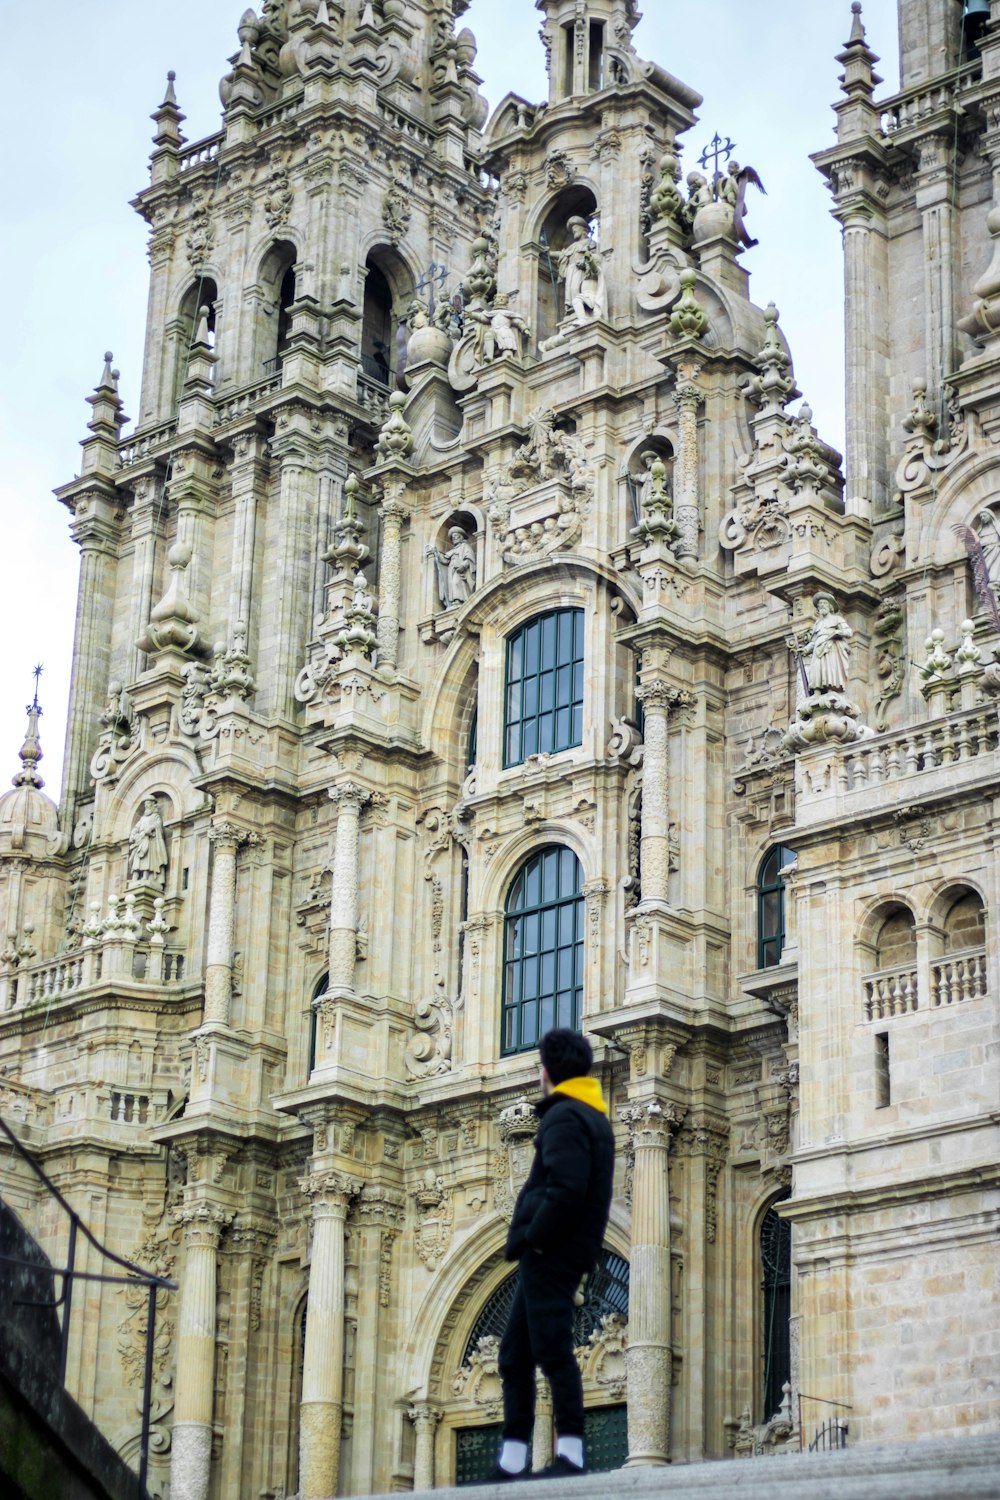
[530,1455,586,1479]
[491,1462,532,1482]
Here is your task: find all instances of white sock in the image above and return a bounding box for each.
[499,1439,529,1475]
[556,1436,584,1469]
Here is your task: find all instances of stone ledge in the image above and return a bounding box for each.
[394,1433,1000,1500]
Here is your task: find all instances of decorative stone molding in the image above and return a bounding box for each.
[451,1334,502,1417]
[412,1169,452,1271]
[493,1095,537,1222]
[404,995,453,1078]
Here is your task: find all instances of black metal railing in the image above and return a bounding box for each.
[261,354,283,377]
[0,1114,176,1498]
[798,1393,852,1453]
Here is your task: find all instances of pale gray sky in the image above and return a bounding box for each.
[0,0,899,797]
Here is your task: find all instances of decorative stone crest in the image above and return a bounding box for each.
[493,1095,537,1221]
[412,1168,452,1271]
[452,1334,502,1417]
[486,409,593,565]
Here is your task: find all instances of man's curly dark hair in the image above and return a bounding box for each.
[539,1028,593,1085]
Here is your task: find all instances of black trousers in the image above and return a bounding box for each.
[498,1253,585,1442]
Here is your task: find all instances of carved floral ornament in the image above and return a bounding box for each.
[485,408,595,566]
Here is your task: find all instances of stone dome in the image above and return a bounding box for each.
[0,706,59,855]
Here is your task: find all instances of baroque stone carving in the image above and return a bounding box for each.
[492,1095,537,1221]
[412,1169,452,1271]
[486,408,593,565]
[785,593,872,749]
[426,525,477,609]
[404,995,453,1078]
[128,797,169,888]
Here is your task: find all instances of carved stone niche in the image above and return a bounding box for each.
[422,509,480,643]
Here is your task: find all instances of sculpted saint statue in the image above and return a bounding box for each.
[128,796,168,887]
[557,216,607,325]
[804,593,852,694]
[426,526,477,610]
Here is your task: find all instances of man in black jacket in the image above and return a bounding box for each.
[494,1028,615,1481]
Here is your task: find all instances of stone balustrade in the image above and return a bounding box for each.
[879,66,980,136]
[213,374,283,428]
[931,947,988,1008]
[796,706,998,823]
[6,947,187,1009]
[117,420,178,469]
[863,965,919,1022]
[178,135,222,172]
[356,373,391,425]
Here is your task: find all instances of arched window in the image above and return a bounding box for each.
[361,259,395,387]
[256,241,297,375]
[502,846,583,1055]
[276,261,296,361]
[175,278,218,403]
[308,971,328,1073]
[757,846,795,969]
[504,608,584,767]
[760,1198,791,1421]
[874,904,916,969]
[462,1250,629,1364]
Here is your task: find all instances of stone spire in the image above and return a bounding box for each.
[12,699,44,791]
[151,71,186,148]
[835,2,883,143]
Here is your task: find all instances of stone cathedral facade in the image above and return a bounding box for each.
[1,0,999,1495]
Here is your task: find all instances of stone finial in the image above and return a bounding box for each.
[137,542,206,659]
[901,378,937,442]
[376,391,415,463]
[151,70,187,148]
[848,1,865,44]
[11,703,44,791]
[955,619,982,676]
[742,302,799,416]
[668,269,708,340]
[919,627,954,690]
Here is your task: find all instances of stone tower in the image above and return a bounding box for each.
[0,2,997,1497]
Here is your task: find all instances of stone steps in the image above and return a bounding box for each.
[399,1433,1000,1500]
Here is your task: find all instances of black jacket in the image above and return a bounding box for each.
[504,1088,615,1270]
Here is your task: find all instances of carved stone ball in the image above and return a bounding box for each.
[168,542,193,571]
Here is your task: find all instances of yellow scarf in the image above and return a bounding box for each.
[552,1076,609,1115]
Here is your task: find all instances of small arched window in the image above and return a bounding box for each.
[874,905,916,970]
[757,846,795,969]
[504,608,584,767]
[503,846,583,1055]
[943,890,986,953]
[257,241,297,375]
[276,262,296,359]
[760,1197,791,1421]
[308,971,328,1074]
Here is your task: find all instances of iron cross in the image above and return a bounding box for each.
[415,261,449,316]
[698,132,735,180]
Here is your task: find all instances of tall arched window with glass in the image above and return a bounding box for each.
[504,609,584,768]
[502,847,583,1055]
[760,1199,791,1421]
[757,846,795,969]
[307,972,328,1074]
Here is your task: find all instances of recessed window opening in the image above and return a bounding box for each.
[362,260,395,387]
[875,1031,890,1108]
[308,971,328,1074]
[504,608,584,767]
[562,24,574,95]
[588,22,604,90]
[502,846,583,1055]
[277,262,297,357]
[761,1199,791,1421]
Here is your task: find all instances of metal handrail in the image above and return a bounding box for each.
[0,1114,176,1498]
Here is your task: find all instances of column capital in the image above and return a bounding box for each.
[299,1169,361,1216]
[618,1099,684,1146]
[170,1200,234,1244]
[635,678,691,713]
[208,819,250,848]
[407,1403,442,1430]
[328,780,371,811]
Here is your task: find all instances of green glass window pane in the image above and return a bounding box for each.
[523,720,538,757]
[571,704,582,742]
[541,996,556,1035]
[558,904,576,946]
[540,670,555,711]
[560,846,580,894]
[556,663,571,705]
[523,676,538,717]
[525,623,540,675]
[542,907,556,947]
[542,851,559,903]
[507,917,522,959]
[524,913,539,954]
[525,860,541,908]
[540,950,555,993]
[523,959,538,1001]
[541,613,556,660]
[555,706,570,746]
[506,726,519,764]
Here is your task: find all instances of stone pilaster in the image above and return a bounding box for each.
[619,1101,679,1465]
[326,782,371,992]
[298,1170,358,1500]
[203,822,244,1026]
[635,679,673,904]
[228,430,268,631]
[170,1202,232,1500]
[673,365,703,560]
[59,501,119,825]
[376,482,409,671]
[408,1403,441,1490]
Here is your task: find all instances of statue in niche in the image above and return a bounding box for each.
[128,796,168,888]
[426,525,477,610]
[803,593,852,694]
[557,216,607,325]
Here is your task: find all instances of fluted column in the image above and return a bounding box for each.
[170,1203,232,1500]
[620,1102,677,1465]
[203,822,243,1025]
[376,483,409,670]
[299,1171,356,1500]
[59,509,119,825]
[327,782,370,991]
[636,680,672,903]
[408,1403,441,1490]
[673,366,703,560]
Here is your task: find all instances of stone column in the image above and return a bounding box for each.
[203,822,243,1025]
[408,1403,441,1490]
[298,1171,356,1500]
[532,1376,554,1473]
[635,680,673,903]
[327,782,370,991]
[228,431,268,631]
[170,1203,231,1500]
[376,482,409,671]
[835,192,889,517]
[59,507,119,826]
[620,1102,677,1465]
[127,475,161,680]
[672,365,703,560]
